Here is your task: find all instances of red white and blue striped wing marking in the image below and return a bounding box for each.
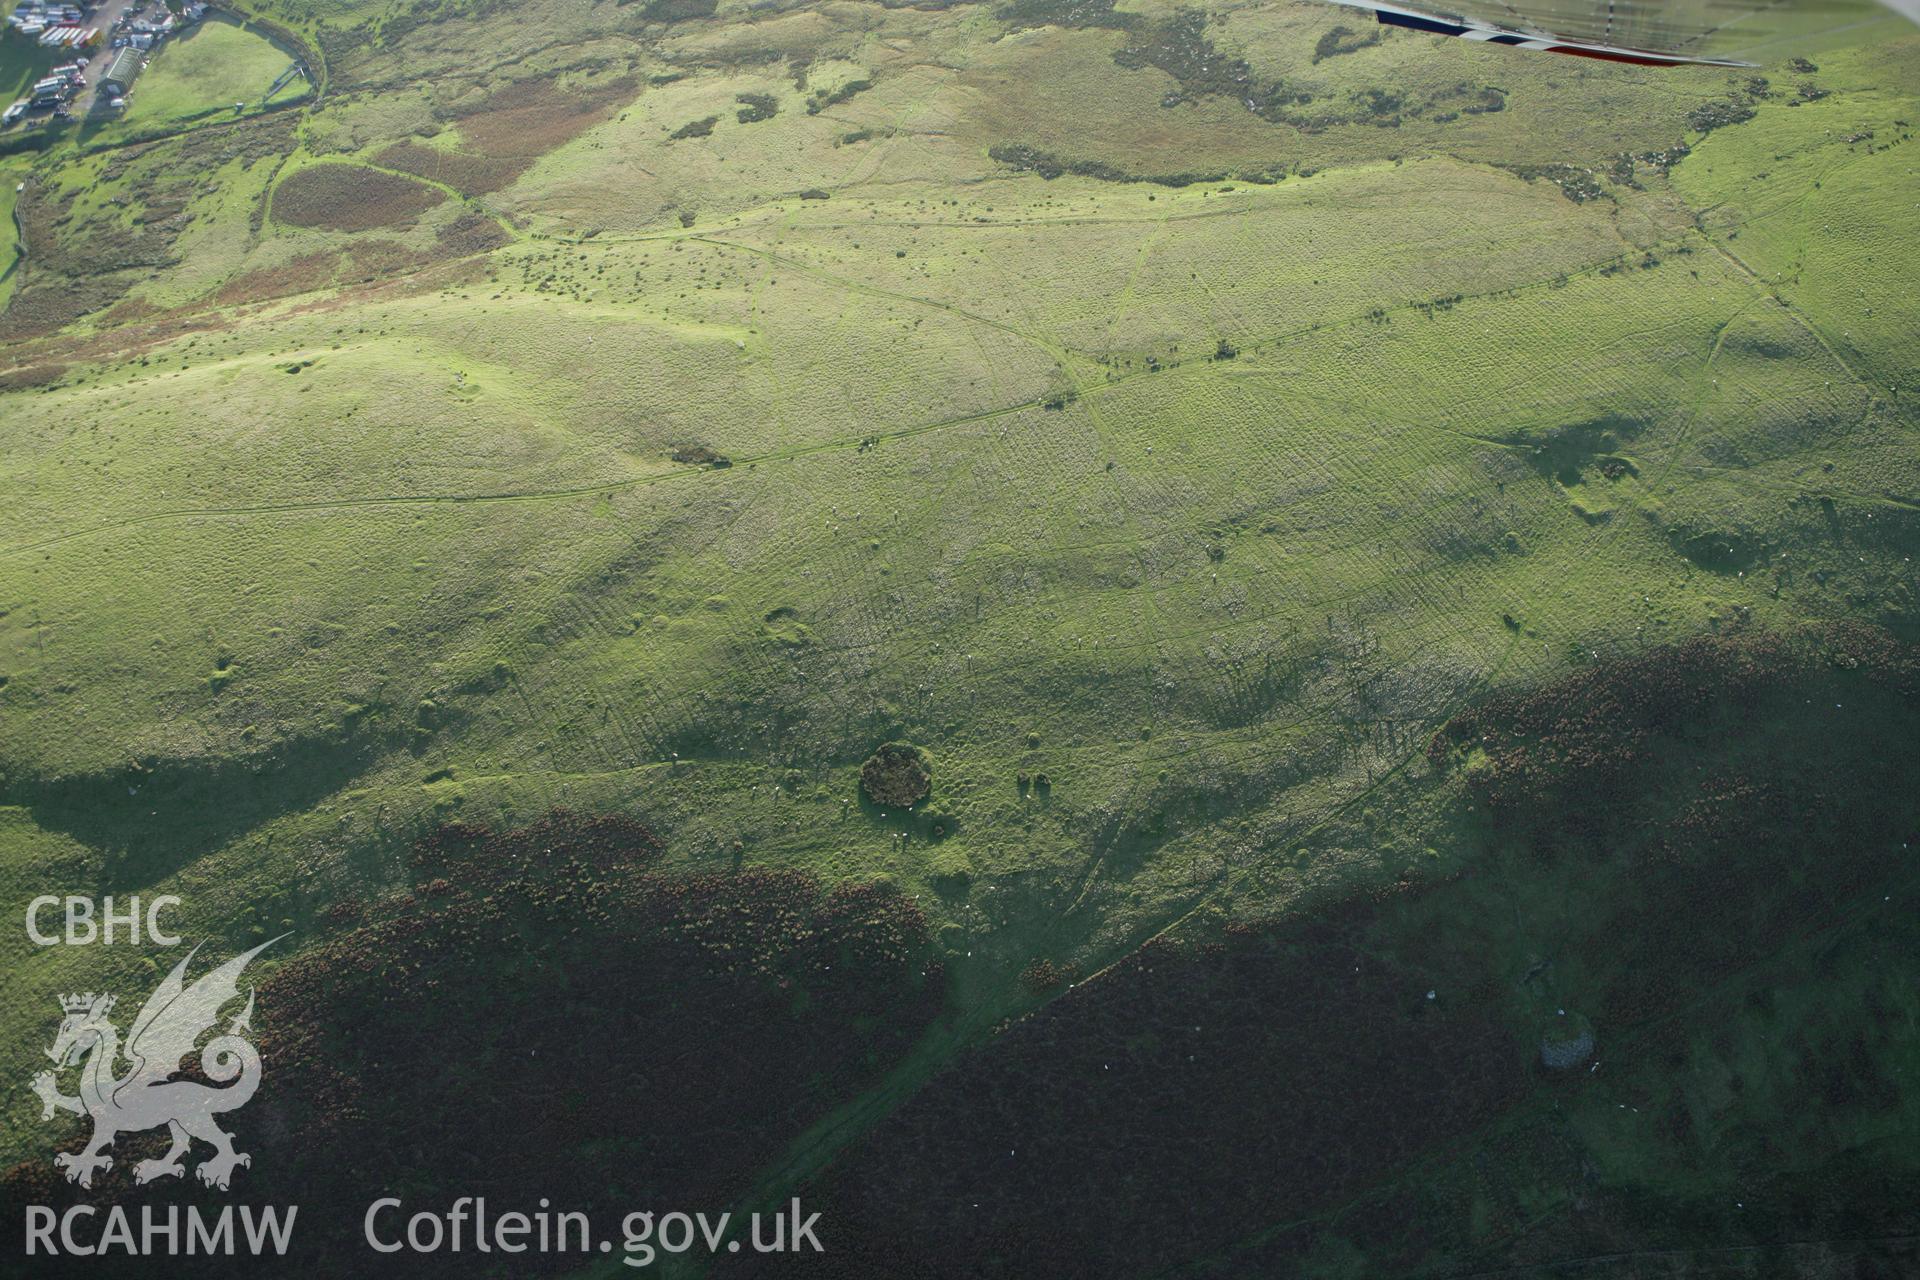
[1319,0,1917,67]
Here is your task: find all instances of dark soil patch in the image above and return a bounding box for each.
[0,274,129,342]
[0,307,227,381]
[340,238,432,281]
[0,116,296,339]
[95,295,167,328]
[0,179,178,340]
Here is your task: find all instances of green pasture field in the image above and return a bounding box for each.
[0,29,52,107]
[118,17,307,130]
[0,157,23,310]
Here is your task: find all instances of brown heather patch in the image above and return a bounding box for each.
[752,626,1920,1280]
[435,208,510,254]
[212,237,482,312]
[0,309,225,373]
[0,277,129,343]
[0,117,304,343]
[372,139,523,196]
[0,229,494,374]
[341,238,432,281]
[768,883,1524,1280]
[95,295,166,327]
[12,177,73,271]
[211,248,345,306]
[292,252,490,313]
[270,163,445,231]
[33,304,179,369]
[452,74,640,157]
[1435,622,1920,818]
[379,74,640,196]
[0,361,68,391]
[0,812,947,1277]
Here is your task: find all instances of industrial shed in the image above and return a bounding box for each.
[100,48,141,98]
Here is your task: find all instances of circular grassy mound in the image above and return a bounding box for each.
[861,742,931,808]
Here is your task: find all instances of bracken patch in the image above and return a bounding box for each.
[271,164,445,231]
[376,75,641,196]
[861,741,932,808]
[0,812,946,1277]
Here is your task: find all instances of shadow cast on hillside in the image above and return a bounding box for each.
[10,732,381,890]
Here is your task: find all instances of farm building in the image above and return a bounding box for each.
[100,48,141,98]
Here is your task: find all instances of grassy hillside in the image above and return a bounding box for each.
[0,0,1916,1272]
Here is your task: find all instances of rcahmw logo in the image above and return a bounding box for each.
[26,1204,297,1259]
[23,936,299,1259]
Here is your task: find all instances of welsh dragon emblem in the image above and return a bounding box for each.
[31,937,282,1191]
